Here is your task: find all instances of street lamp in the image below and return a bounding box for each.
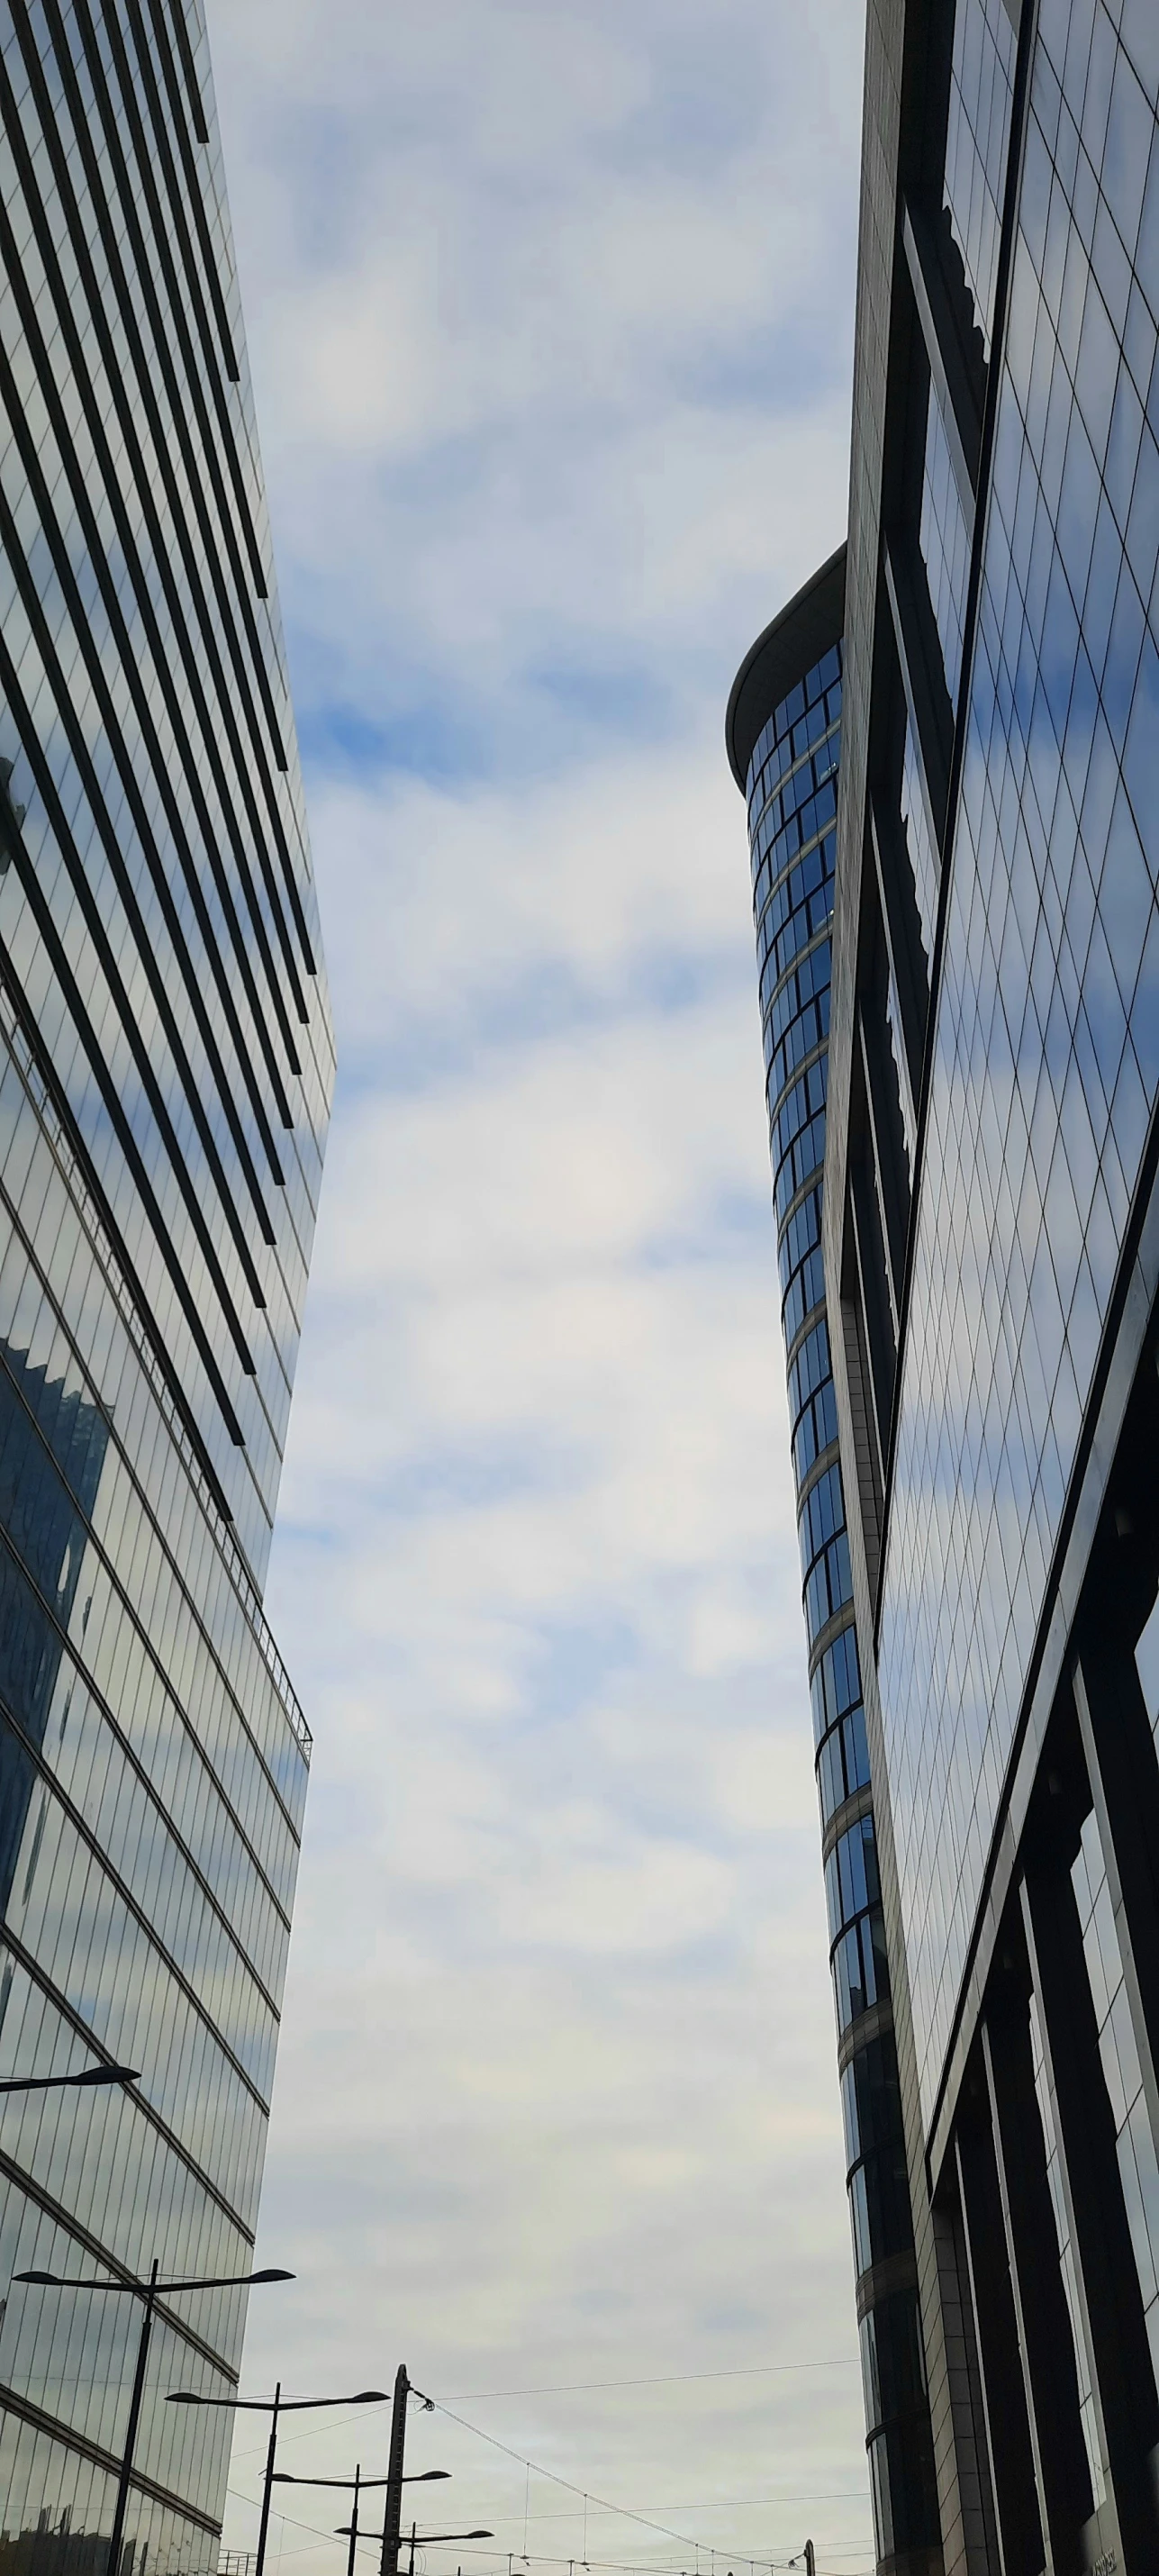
[166,2381,389,2576]
[0,2064,140,2094]
[14,2261,293,2576]
[274,2467,451,2576]
[396,2526,493,2576]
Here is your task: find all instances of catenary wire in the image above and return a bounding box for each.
[411,2390,866,2564]
[456,2500,867,2524]
[230,2372,870,2576]
[227,2491,868,2575]
[440,2367,858,2400]
[231,2363,858,2460]
[413,2394,721,2555]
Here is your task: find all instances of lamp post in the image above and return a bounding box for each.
[14,2261,292,2576]
[400,2526,493,2576]
[167,2382,389,2576]
[382,2365,408,2576]
[340,2463,363,2576]
[275,2464,451,2576]
[0,2064,140,2094]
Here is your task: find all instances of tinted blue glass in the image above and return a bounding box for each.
[742,620,938,2543]
[901,716,940,964]
[879,0,1159,2118]
[747,652,882,2006]
[920,379,973,703]
[945,0,1020,356]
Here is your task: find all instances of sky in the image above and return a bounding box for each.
[204,5,868,2575]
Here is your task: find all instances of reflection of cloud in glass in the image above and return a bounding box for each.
[0,1343,108,1923]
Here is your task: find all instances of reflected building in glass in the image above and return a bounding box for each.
[0,5,333,2576]
[730,0,1159,2569]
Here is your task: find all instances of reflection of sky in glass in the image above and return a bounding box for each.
[0,974,308,2539]
[0,0,336,2551]
[1028,1986,1105,2505]
[0,0,334,1582]
[919,380,972,707]
[901,714,940,967]
[749,650,912,2513]
[1073,1805,1159,2393]
[944,0,1019,358]
[879,0,1159,2118]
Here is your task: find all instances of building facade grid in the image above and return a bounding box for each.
[0,4,332,2571]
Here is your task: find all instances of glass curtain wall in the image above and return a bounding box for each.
[0,2,334,2569]
[737,626,939,2559]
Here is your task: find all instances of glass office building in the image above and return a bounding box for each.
[728,564,941,2562]
[0,5,333,2574]
[730,0,1159,2569]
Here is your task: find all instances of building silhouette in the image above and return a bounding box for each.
[730,0,1159,2568]
[0,2510,148,2576]
[0,3,333,2570]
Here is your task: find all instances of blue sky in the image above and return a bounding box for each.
[206,2,871,2571]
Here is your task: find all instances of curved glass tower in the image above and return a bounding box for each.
[727,553,940,2571]
[0,5,333,2573]
[732,0,1159,2565]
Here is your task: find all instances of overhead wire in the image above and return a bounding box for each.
[439,2367,858,2401]
[227,2490,869,2576]
[230,2370,870,2576]
[233,2401,399,2463]
[456,2499,867,2525]
[413,2389,718,2557]
[232,2363,859,2458]
[409,2390,866,2568]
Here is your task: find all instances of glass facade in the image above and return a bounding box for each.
[943,0,1019,355]
[729,582,939,2560]
[880,0,1159,2125]
[823,0,1159,2553]
[1072,1806,1159,2391]
[919,378,973,709]
[0,5,332,2573]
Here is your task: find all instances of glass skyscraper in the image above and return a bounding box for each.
[0,5,332,2574]
[730,0,1159,2569]
[729,566,941,2562]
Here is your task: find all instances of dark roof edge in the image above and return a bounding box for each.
[725,540,847,794]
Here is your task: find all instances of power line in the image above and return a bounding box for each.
[416,2392,711,2555]
[412,2390,865,2565]
[230,2374,870,2576]
[439,2366,859,2401]
[227,2492,869,2576]
[234,2400,395,2463]
[233,2362,860,2459]
[466,2500,866,2525]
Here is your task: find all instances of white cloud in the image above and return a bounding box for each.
[214,0,859,731]
[204,0,872,2568]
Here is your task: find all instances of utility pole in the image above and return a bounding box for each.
[106,2260,159,2576]
[380,2367,410,2576]
[346,2468,362,2576]
[255,2383,283,2576]
[804,2546,815,2576]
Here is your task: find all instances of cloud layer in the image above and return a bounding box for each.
[204,0,871,2570]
